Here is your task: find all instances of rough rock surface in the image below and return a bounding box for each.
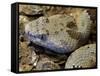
[19,5,43,15]
[19,42,36,71]
[35,54,60,70]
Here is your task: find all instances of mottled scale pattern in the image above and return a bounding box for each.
[65,44,96,69]
[25,10,91,54]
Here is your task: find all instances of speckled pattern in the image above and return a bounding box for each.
[25,10,91,54]
[18,4,97,71]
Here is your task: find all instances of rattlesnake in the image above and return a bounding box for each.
[25,10,91,54]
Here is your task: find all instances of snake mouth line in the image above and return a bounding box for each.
[27,31,72,54]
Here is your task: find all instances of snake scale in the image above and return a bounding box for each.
[25,10,91,54]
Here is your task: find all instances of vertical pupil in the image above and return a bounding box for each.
[41,35,44,39]
[41,34,47,41]
[33,34,47,41]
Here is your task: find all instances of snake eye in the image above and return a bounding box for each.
[40,34,47,41]
[34,34,47,41]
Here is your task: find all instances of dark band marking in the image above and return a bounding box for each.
[66,22,77,30]
[67,29,82,40]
